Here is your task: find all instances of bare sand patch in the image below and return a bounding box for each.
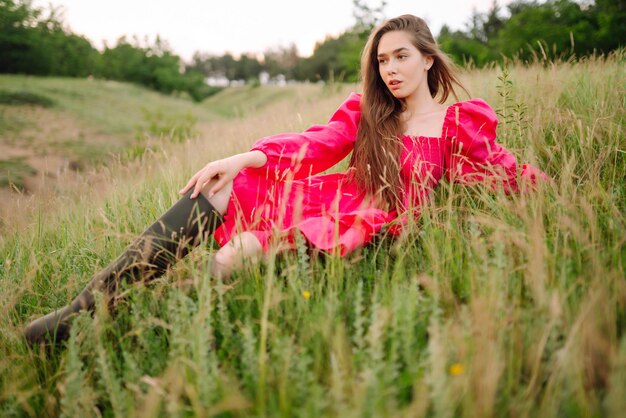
[0,105,129,231]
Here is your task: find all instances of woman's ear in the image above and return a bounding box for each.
[425,56,434,71]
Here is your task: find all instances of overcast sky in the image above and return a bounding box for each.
[34,0,514,60]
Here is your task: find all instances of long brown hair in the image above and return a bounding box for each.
[349,15,467,210]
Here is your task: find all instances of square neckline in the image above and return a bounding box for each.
[401,101,458,140]
[402,134,442,140]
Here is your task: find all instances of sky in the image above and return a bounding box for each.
[34,0,514,61]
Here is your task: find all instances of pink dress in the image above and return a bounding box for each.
[213,93,546,256]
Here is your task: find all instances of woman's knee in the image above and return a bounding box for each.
[199,179,233,215]
[211,232,263,279]
[211,245,240,279]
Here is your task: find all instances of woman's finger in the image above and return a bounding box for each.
[179,172,200,195]
[179,178,195,195]
[190,175,206,199]
[191,173,209,199]
[191,168,218,198]
[209,175,227,197]
[184,162,224,198]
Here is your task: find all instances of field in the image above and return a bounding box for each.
[0,52,624,417]
[0,75,313,230]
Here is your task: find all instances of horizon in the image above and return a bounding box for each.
[33,0,515,61]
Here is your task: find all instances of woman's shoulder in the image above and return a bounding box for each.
[446,98,495,117]
[330,92,362,117]
[443,98,498,139]
[343,91,362,107]
[444,98,497,125]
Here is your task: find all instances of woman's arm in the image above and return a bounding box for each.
[248,92,361,181]
[443,99,548,192]
[179,150,267,199]
[181,92,361,198]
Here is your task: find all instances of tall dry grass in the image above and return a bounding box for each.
[0,53,624,417]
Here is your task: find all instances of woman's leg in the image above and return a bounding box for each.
[199,177,232,216]
[25,178,234,345]
[211,232,263,280]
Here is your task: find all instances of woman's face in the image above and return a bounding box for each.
[377,30,433,100]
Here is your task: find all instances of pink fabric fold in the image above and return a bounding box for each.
[213,94,548,255]
[443,98,548,193]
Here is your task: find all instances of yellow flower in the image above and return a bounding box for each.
[302,291,311,300]
[449,363,464,376]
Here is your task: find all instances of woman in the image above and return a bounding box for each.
[25,15,546,345]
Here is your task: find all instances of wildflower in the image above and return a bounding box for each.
[449,363,464,376]
[302,291,311,300]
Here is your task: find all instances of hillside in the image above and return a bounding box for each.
[0,56,625,417]
[0,76,325,230]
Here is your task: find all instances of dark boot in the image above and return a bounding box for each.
[24,190,224,346]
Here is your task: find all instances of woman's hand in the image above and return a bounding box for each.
[179,151,267,199]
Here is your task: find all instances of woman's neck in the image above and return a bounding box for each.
[403,90,439,116]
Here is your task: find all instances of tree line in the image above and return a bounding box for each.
[0,0,216,101]
[1,0,624,101]
[438,0,625,66]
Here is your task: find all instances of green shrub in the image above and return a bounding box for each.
[0,90,56,107]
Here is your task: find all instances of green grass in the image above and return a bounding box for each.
[0,76,214,136]
[0,109,29,135]
[0,76,316,135]
[0,90,55,107]
[0,157,37,190]
[0,76,309,194]
[0,52,625,417]
[202,84,299,118]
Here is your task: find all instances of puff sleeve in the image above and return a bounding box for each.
[443,99,548,192]
[249,92,361,181]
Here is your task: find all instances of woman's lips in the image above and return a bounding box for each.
[389,80,402,90]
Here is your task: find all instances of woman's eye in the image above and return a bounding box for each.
[378,59,387,64]
[398,55,407,60]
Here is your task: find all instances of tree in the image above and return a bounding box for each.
[97,36,212,101]
[437,25,495,66]
[234,53,262,81]
[298,32,364,82]
[0,0,46,73]
[0,0,98,75]
[590,0,626,52]
[262,44,300,79]
[352,0,387,33]
[498,0,596,60]
[296,0,387,82]
[437,0,623,66]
